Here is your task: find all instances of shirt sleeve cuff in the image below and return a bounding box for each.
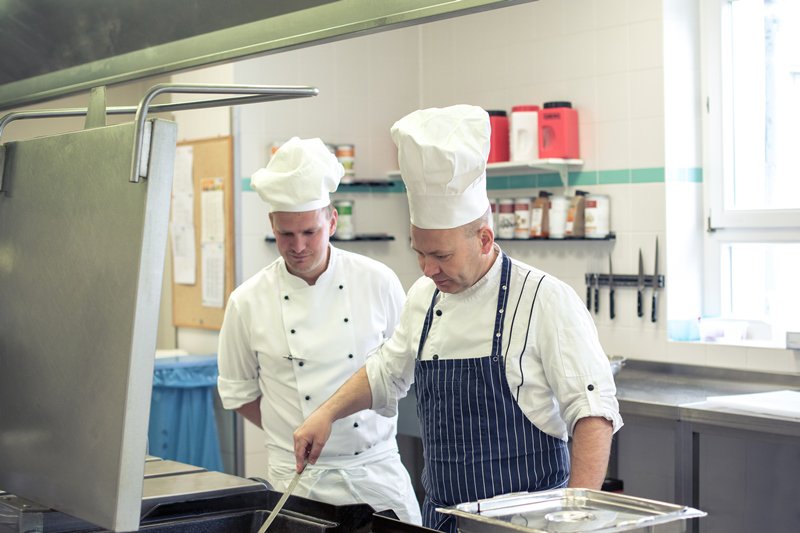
[366,356,398,417]
[564,387,624,436]
[217,376,260,410]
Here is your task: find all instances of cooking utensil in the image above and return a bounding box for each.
[257,462,307,533]
[651,237,659,323]
[593,272,600,314]
[586,274,592,311]
[637,249,645,318]
[608,255,615,320]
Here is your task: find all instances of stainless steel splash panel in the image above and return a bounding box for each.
[0,118,177,531]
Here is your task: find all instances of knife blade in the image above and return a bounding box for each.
[608,255,615,320]
[637,249,644,318]
[257,462,307,533]
[651,237,659,323]
[593,272,600,314]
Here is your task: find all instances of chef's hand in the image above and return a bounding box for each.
[293,409,333,472]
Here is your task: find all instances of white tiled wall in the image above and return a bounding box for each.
[171,0,799,477]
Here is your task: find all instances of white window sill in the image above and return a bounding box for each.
[669,338,788,350]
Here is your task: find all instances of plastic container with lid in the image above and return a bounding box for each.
[539,101,580,159]
[487,110,510,163]
[510,105,540,162]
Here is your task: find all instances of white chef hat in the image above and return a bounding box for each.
[390,104,491,229]
[251,137,344,212]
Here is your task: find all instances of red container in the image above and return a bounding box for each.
[487,110,510,163]
[538,101,579,159]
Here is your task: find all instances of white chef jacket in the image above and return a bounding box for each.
[366,246,623,441]
[217,245,406,467]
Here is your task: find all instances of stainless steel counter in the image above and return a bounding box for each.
[615,360,800,437]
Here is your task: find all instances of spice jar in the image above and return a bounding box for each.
[514,197,533,239]
[497,199,515,239]
[333,199,355,240]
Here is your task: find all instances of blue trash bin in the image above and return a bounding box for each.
[148,354,223,471]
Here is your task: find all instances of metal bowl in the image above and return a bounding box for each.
[608,355,626,376]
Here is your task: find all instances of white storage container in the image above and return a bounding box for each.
[510,105,540,162]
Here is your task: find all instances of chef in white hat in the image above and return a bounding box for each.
[217,137,421,524]
[293,108,622,532]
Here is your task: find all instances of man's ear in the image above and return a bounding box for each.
[478,225,494,254]
[329,208,338,236]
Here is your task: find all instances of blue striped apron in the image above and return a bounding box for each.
[414,252,569,532]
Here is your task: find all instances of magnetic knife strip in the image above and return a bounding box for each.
[585,274,665,288]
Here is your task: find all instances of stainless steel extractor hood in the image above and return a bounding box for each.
[0,0,534,111]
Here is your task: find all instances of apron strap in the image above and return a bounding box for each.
[416,252,511,360]
[416,287,440,360]
[491,253,512,359]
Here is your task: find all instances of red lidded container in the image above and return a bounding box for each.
[538,101,579,159]
[487,110,510,163]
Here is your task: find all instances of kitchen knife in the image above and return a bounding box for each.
[608,255,615,320]
[594,272,600,314]
[651,237,659,323]
[257,462,307,533]
[586,274,592,311]
[637,249,644,318]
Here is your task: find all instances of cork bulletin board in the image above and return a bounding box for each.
[171,136,235,329]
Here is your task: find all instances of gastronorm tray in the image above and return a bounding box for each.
[436,488,705,532]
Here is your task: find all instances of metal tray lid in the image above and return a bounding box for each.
[436,489,705,532]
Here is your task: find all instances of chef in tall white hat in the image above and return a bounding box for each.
[217,137,421,524]
[293,108,622,532]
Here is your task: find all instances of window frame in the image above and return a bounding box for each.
[703,0,800,231]
[700,0,800,343]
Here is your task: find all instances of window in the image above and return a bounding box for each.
[702,0,800,346]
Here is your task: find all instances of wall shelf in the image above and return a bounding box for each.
[387,158,583,193]
[265,234,395,243]
[496,233,615,242]
[339,179,396,187]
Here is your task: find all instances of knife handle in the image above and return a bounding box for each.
[586,285,592,310]
[651,292,658,322]
[594,286,599,314]
[637,290,643,317]
[609,288,615,320]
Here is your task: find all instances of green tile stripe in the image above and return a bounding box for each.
[631,167,665,183]
[568,170,598,187]
[485,173,558,190]
[242,166,700,193]
[335,181,407,193]
[537,173,563,188]
[598,169,631,184]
